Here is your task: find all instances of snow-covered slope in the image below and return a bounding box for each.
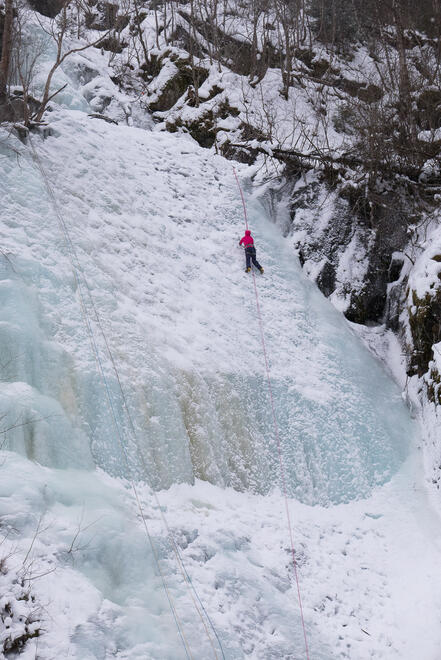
[1,112,441,658]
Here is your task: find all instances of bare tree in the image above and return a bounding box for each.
[187,0,201,106]
[9,2,48,126]
[34,0,112,122]
[0,0,14,103]
[132,0,149,65]
[275,0,296,99]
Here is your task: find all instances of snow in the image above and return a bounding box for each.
[407,224,441,300]
[330,230,370,314]
[1,448,441,658]
[1,66,441,659]
[399,218,441,507]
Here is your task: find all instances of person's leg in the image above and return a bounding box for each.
[251,248,262,271]
[252,255,262,269]
[245,248,252,270]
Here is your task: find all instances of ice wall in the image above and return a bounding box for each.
[0,115,414,507]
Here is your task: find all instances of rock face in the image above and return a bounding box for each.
[27,0,65,18]
[176,9,280,78]
[345,195,409,324]
[0,95,26,123]
[407,287,441,377]
[147,53,209,113]
[85,1,129,32]
[282,163,441,426]
[385,255,405,332]
[285,175,410,327]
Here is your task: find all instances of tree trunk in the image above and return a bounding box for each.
[0,0,14,102]
[392,0,415,144]
[189,0,200,107]
[249,2,259,81]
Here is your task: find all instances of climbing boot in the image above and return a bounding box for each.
[245,267,251,273]
[260,268,264,274]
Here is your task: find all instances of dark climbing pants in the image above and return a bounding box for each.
[245,246,262,270]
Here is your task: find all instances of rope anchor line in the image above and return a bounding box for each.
[28,132,224,660]
[233,167,310,660]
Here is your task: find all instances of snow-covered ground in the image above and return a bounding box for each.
[1,107,441,658]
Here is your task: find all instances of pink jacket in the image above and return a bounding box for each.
[239,230,254,247]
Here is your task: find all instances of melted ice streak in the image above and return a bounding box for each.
[0,115,440,659]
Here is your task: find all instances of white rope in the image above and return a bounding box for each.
[28,132,199,658]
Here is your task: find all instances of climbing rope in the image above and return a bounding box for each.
[83,278,225,660]
[65,186,225,660]
[233,167,311,660]
[28,132,224,660]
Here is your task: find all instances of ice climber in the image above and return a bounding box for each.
[239,229,264,274]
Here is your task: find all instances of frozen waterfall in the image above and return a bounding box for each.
[0,114,412,504]
[1,113,440,660]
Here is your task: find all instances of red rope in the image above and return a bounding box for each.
[233,168,310,660]
[233,168,249,231]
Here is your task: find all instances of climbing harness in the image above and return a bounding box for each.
[28,132,224,660]
[233,167,311,660]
